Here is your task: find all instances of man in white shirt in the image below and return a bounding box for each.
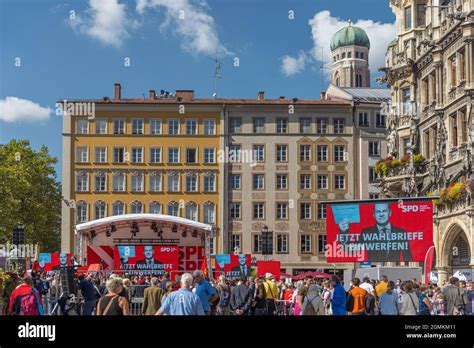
[360,277,376,297]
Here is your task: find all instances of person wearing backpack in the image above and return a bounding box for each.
[301,284,325,315]
[9,276,44,316]
[398,281,419,315]
[216,275,231,315]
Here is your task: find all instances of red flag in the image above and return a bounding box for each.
[200,256,208,278]
[31,261,41,271]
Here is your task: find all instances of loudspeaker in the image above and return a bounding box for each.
[60,266,77,295]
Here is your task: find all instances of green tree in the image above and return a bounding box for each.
[0,139,61,252]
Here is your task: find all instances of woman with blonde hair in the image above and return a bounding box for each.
[293,280,304,316]
[96,278,129,316]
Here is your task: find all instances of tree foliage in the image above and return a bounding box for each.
[0,140,61,252]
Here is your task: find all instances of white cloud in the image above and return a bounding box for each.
[308,10,396,75]
[281,11,396,78]
[69,0,138,47]
[136,0,229,56]
[0,97,52,123]
[280,51,307,77]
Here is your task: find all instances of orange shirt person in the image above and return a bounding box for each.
[348,278,368,315]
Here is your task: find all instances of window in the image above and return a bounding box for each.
[276,203,288,220]
[76,147,88,163]
[186,148,198,163]
[132,119,144,135]
[317,145,328,162]
[376,113,386,128]
[150,119,162,135]
[186,119,197,135]
[348,52,352,58]
[317,203,326,219]
[230,174,241,190]
[253,235,262,253]
[277,234,289,253]
[149,201,161,214]
[334,145,346,162]
[360,53,364,59]
[229,117,242,133]
[131,147,143,163]
[113,119,125,134]
[94,201,106,220]
[417,4,426,27]
[168,119,180,135]
[369,142,380,157]
[131,173,144,192]
[334,174,345,190]
[316,119,328,134]
[94,174,107,192]
[253,203,265,219]
[450,113,458,147]
[203,202,215,224]
[229,145,241,163]
[76,173,89,191]
[276,145,288,162]
[186,175,198,192]
[300,235,312,254]
[76,201,88,223]
[231,235,241,252]
[317,174,328,190]
[95,119,107,134]
[113,201,125,216]
[300,174,311,190]
[204,148,216,163]
[253,174,265,190]
[253,118,265,133]
[405,6,412,30]
[276,174,288,190]
[168,148,180,163]
[300,118,311,133]
[334,119,345,134]
[76,119,88,134]
[167,174,180,192]
[131,201,143,214]
[402,88,411,114]
[149,174,162,192]
[276,118,288,133]
[358,112,369,127]
[369,167,378,183]
[150,148,162,163]
[356,52,359,59]
[318,235,326,253]
[204,174,216,192]
[168,202,179,217]
[94,147,107,163]
[460,108,468,143]
[300,203,311,220]
[402,138,410,155]
[113,147,125,163]
[253,145,265,162]
[204,119,216,135]
[369,193,380,200]
[300,145,311,162]
[112,173,125,192]
[342,53,346,59]
[356,74,363,87]
[459,50,466,81]
[185,202,198,221]
[230,202,241,219]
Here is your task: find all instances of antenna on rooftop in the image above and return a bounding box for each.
[207,54,223,99]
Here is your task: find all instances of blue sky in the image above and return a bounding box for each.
[0,0,396,180]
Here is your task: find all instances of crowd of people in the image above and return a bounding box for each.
[2,269,473,316]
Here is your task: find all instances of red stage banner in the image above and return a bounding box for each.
[178,246,205,273]
[326,201,434,262]
[257,261,281,280]
[114,245,178,277]
[87,245,114,270]
[38,253,72,272]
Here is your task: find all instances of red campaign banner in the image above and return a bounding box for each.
[257,261,281,280]
[217,254,251,280]
[114,245,178,278]
[178,246,205,274]
[38,253,72,272]
[326,201,434,263]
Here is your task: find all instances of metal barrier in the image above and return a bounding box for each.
[130,298,144,315]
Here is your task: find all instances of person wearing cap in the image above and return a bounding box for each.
[263,273,278,315]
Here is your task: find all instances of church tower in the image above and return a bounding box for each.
[330,20,371,88]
